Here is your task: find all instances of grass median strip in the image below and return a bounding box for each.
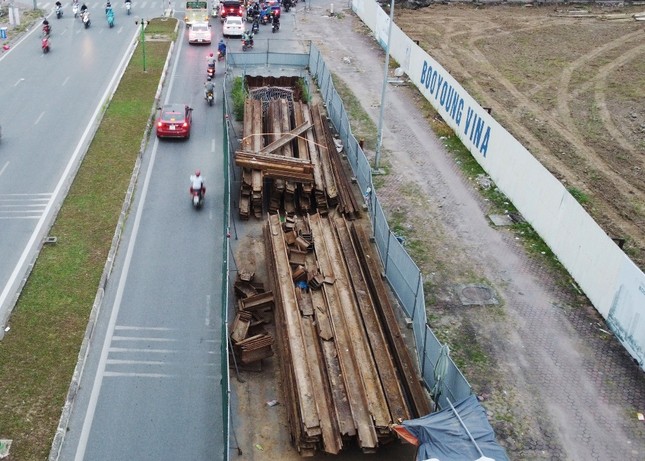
[0,18,176,461]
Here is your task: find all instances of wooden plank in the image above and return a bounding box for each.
[317,214,391,437]
[311,104,338,200]
[351,222,432,418]
[333,216,411,423]
[251,121,312,156]
[308,213,378,449]
[267,214,322,435]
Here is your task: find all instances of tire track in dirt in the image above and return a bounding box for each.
[418,8,645,244]
[593,44,645,156]
[436,20,645,256]
[555,30,644,168]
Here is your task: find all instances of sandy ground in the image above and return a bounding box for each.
[230,3,645,461]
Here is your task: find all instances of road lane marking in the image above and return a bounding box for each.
[62,76,70,86]
[34,111,45,125]
[211,138,215,152]
[114,325,174,331]
[109,348,180,353]
[205,294,211,326]
[73,30,187,461]
[0,162,8,177]
[14,79,24,87]
[111,336,178,342]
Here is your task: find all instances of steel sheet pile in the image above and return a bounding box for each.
[264,212,431,456]
[236,93,359,220]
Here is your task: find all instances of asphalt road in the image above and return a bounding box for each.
[0,0,165,330]
[57,9,227,461]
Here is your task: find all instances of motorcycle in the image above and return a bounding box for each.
[42,24,51,36]
[55,5,63,19]
[206,90,214,106]
[82,11,91,28]
[251,19,259,34]
[284,0,291,13]
[207,65,215,79]
[217,49,226,61]
[272,20,279,33]
[190,187,205,208]
[242,33,254,51]
[42,36,50,53]
[73,3,79,17]
[125,1,131,15]
[106,9,115,28]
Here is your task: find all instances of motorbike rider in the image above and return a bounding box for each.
[42,18,51,35]
[217,39,226,57]
[272,14,279,28]
[242,29,253,45]
[55,1,62,10]
[105,1,112,14]
[204,77,215,100]
[207,51,216,70]
[190,170,206,199]
[80,3,88,13]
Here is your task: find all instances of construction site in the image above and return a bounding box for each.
[229,76,432,457]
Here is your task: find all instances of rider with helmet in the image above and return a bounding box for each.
[217,39,226,58]
[190,170,206,199]
[204,78,215,100]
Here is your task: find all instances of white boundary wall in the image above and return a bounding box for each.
[351,0,645,369]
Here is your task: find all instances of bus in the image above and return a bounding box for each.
[185,1,209,26]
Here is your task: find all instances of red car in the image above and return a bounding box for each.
[220,0,244,21]
[156,104,193,139]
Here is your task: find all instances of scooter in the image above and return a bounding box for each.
[272,19,279,33]
[284,0,292,13]
[251,19,259,34]
[190,187,205,208]
[207,64,215,79]
[42,24,52,36]
[41,36,50,53]
[125,1,131,15]
[82,11,91,28]
[72,3,79,17]
[242,33,254,51]
[55,5,63,19]
[217,49,226,61]
[206,90,214,106]
[106,9,115,28]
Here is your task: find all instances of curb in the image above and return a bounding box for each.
[47,20,178,461]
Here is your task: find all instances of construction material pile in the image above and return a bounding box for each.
[230,272,275,365]
[236,89,359,220]
[264,212,431,456]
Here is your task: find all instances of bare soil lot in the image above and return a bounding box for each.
[397,3,645,268]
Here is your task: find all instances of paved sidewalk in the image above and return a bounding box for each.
[298,4,645,460]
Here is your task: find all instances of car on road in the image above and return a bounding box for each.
[222,16,244,37]
[219,0,244,21]
[156,104,193,139]
[188,21,212,44]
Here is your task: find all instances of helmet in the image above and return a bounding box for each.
[195,169,201,177]
[209,52,214,57]
[207,76,212,81]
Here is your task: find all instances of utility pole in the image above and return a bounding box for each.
[374,0,395,172]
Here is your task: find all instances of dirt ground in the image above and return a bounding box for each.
[396,3,645,269]
[230,3,645,461]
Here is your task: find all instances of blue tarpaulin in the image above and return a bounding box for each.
[401,395,509,461]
